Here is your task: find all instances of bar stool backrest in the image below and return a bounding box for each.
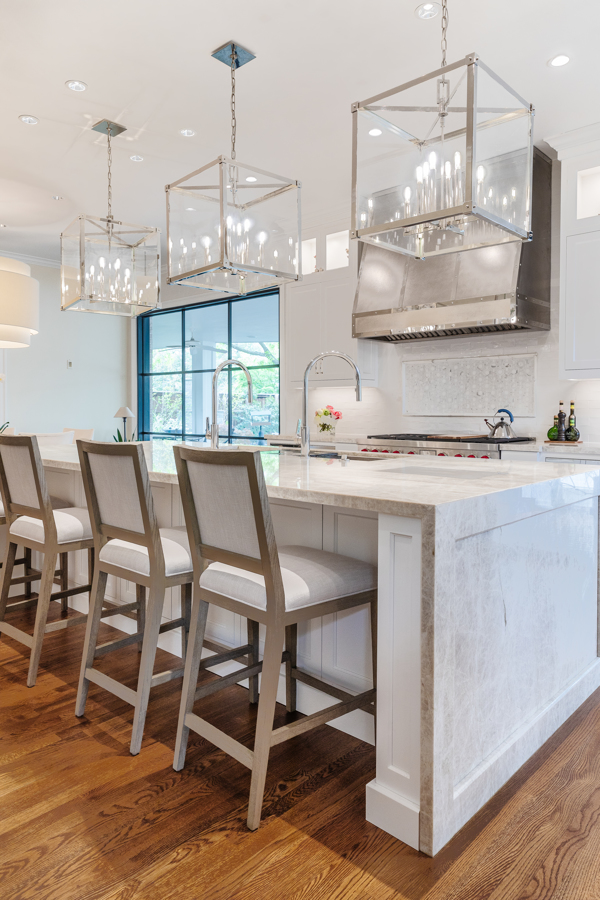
[173,447,285,618]
[0,435,57,542]
[77,441,165,577]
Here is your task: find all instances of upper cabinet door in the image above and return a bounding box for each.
[546,129,600,379]
[563,231,600,373]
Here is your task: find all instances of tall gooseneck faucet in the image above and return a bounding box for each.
[209,359,253,448]
[301,351,362,457]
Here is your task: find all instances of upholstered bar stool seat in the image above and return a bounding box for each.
[0,435,97,687]
[10,508,92,544]
[75,441,195,756]
[172,447,378,831]
[99,527,192,578]
[202,546,376,611]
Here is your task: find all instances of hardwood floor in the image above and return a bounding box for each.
[2,604,600,899]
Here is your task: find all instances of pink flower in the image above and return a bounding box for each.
[326,405,334,411]
[333,411,342,420]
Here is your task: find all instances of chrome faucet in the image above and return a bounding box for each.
[209,359,253,449]
[301,351,362,457]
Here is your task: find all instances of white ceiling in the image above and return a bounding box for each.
[0,0,593,264]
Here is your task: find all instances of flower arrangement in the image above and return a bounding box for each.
[315,405,342,436]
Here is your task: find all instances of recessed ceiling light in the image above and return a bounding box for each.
[369,128,383,137]
[245,176,257,182]
[548,55,570,67]
[19,115,38,125]
[52,195,63,200]
[185,207,196,211]
[130,155,144,162]
[66,80,87,92]
[180,129,195,137]
[0,224,6,229]
[415,2,441,19]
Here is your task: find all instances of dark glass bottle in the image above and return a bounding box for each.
[547,415,559,441]
[557,401,567,441]
[566,401,580,441]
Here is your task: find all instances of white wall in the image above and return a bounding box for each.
[3,262,129,441]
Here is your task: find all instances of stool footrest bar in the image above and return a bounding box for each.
[45,613,88,633]
[194,661,263,702]
[0,621,34,648]
[270,688,377,746]
[95,632,144,657]
[85,667,137,706]
[185,711,254,769]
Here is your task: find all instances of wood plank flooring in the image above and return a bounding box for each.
[2,604,600,899]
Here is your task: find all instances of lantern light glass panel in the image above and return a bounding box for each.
[61,215,160,315]
[352,55,534,259]
[167,156,301,295]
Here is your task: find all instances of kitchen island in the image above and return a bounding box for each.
[35,444,600,856]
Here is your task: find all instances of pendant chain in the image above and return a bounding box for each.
[106,123,113,220]
[230,45,237,160]
[441,0,448,67]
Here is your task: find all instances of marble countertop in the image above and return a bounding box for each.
[40,442,597,516]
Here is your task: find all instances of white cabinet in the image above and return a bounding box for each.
[546,126,600,378]
[282,220,377,388]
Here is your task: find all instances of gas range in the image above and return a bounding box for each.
[362,433,536,460]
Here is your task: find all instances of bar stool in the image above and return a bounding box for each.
[0,435,96,687]
[75,440,195,755]
[172,446,378,831]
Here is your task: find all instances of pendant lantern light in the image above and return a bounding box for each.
[0,257,39,348]
[166,42,301,295]
[351,0,535,259]
[61,120,160,316]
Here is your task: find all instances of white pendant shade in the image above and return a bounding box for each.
[0,257,39,348]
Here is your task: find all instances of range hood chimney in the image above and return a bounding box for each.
[352,149,551,342]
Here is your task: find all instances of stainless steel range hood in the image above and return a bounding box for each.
[352,149,551,342]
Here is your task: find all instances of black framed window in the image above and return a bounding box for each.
[137,290,279,444]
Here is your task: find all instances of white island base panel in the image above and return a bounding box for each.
[367,493,600,856]
[31,448,600,857]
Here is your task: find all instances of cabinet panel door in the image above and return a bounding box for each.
[564,232,600,371]
[321,506,378,693]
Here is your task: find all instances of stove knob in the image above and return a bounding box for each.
[468,454,476,458]
[382,449,389,453]
[481,455,490,459]
[371,449,379,452]
[361,448,368,452]
[454,453,463,457]
[408,451,415,455]
[437,452,447,456]
[393,450,400,453]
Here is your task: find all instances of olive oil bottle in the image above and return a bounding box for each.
[565,401,580,442]
[547,415,559,441]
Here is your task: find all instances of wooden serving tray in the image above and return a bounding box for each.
[544,440,583,445]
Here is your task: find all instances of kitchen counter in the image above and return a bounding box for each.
[38,442,600,856]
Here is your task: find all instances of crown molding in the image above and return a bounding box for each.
[0,250,60,270]
[545,122,600,160]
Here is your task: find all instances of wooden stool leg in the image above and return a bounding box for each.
[247,625,285,831]
[130,585,164,756]
[285,624,297,713]
[24,548,33,599]
[181,582,192,659]
[0,542,18,632]
[27,553,57,687]
[87,547,95,584]
[75,568,108,716]
[247,619,260,705]
[136,584,146,654]
[173,594,209,771]
[60,552,69,615]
